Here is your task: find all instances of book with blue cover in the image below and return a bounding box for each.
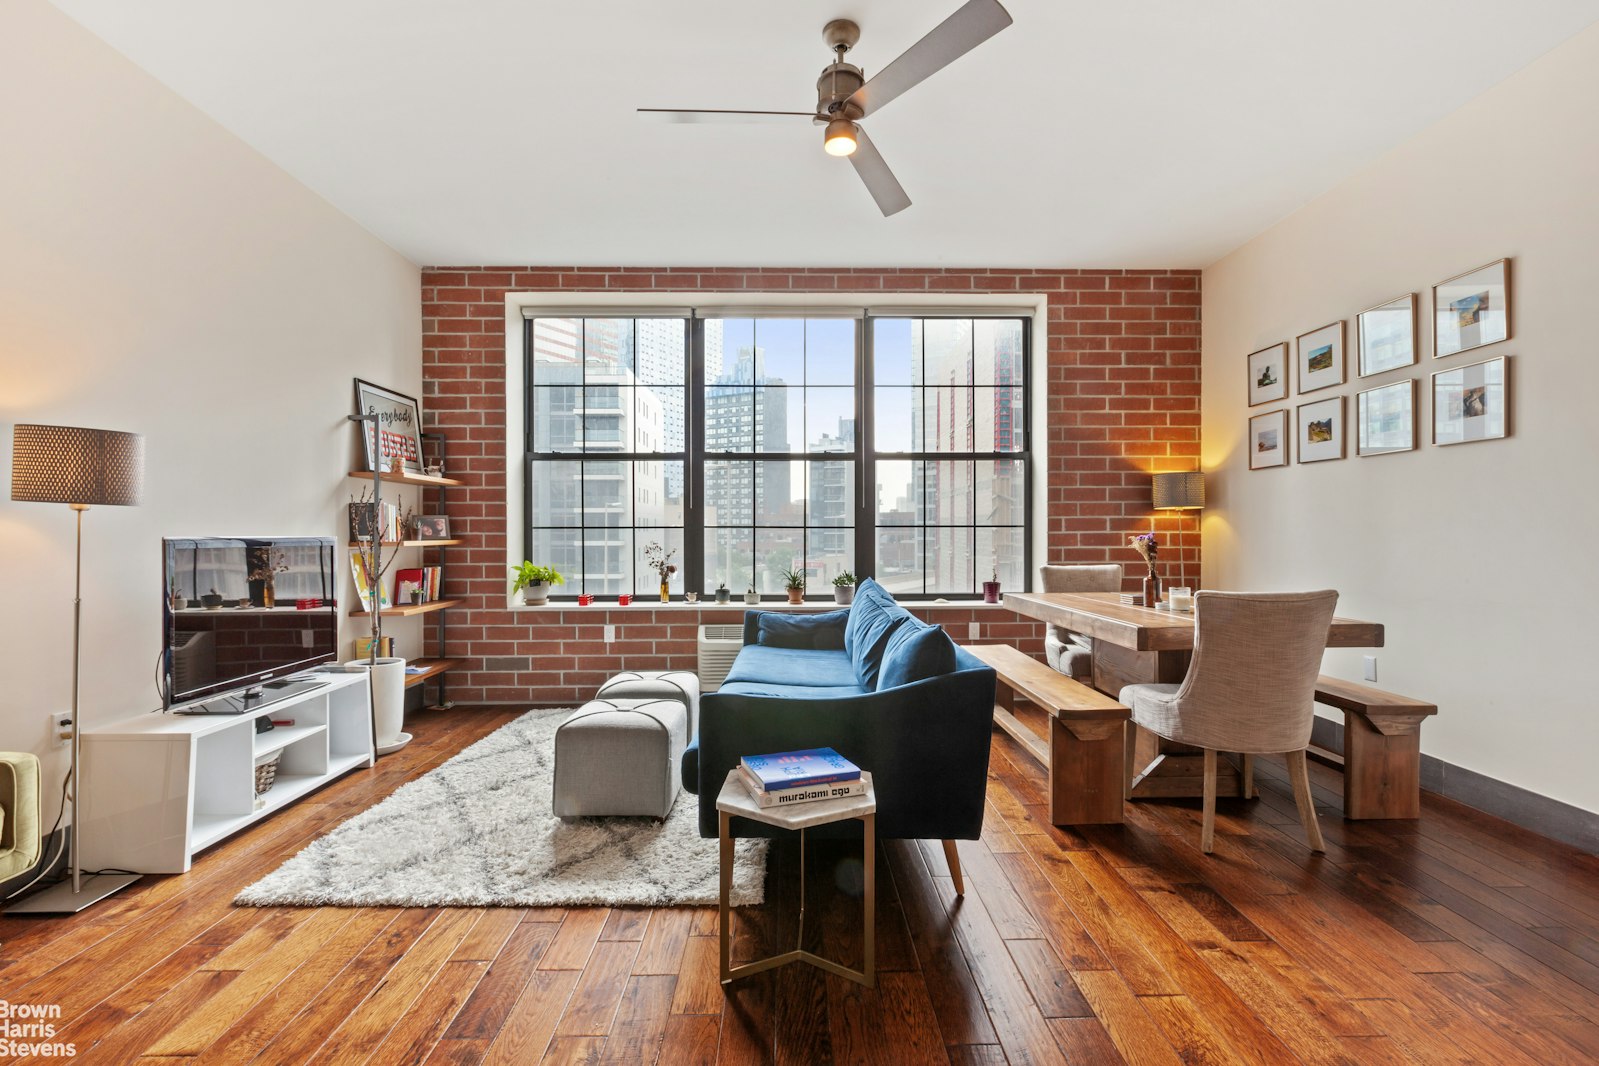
[740,747,861,790]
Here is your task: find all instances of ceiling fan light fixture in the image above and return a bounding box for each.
[824,118,859,157]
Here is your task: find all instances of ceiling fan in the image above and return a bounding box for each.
[638,0,1013,217]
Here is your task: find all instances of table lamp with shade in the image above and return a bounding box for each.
[6,423,145,914]
[1152,470,1205,597]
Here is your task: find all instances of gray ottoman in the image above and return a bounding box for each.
[595,670,701,739]
[552,698,688,818]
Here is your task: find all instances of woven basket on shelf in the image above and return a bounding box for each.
[253,753,281,796]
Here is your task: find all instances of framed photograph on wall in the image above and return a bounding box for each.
[1433,355,1509,446]
[1297,395,1346,463]
[1434,259,1509,359]
[1249,409,1289,470]
[1247,343,1289,406]
[1296,322,1346,394]
[353,378,425,475]
[1356,379,1417,457]
[1357,294,1418,377]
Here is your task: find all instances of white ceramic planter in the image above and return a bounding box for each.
[346,656,410,755]
[521,581,550,606]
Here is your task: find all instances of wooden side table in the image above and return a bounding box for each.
[715,769,876,988]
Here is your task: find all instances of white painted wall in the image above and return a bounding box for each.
[0,0,421,827]
[1202,23,1599,813]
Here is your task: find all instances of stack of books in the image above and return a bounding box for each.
[395,566,444,603]
[1118,592,1147,606]
[739,747,864,808]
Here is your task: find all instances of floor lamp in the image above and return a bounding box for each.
[1152,470,1205,592]
[8,423,145,914]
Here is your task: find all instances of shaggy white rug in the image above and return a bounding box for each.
[236,709,767,908]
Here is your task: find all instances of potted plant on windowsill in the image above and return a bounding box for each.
[512,562,564,606]
[780,567,806,605]
[832,570,857,605]
[715,582,732,605]
[745,586,760,605]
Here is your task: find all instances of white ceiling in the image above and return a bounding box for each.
[52,1,1599,268]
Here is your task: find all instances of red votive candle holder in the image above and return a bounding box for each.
[617,593,632,606]
[577,594,594,606]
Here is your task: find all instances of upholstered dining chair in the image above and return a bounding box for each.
[1118,589,1339,854]
[1039,564,1123,681]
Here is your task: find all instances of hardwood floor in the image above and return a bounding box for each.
[4,705,1599,1064]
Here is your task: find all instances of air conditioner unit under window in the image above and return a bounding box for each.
[697,624,744,691]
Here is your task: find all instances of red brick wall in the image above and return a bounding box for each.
[420,267,1201,705]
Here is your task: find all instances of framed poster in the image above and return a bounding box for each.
[1297,395,1346,463]
[1433,355,1509,446]
[1434,259,1509,359]
[1356,379,1417,457]
[1249,409,1288,470]
[353,378,425,475]
[1247,343,1289,406]
[1357,294,1418,377]
[1296,322,1346,394]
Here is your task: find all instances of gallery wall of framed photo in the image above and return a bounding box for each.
[1246,257,1512,472]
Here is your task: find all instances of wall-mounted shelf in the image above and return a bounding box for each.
[346,469,461,488]
[350,598,462,618]
[405,658,463,688]
[346,432,460,709]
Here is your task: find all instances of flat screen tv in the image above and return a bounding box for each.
[163,536,339,708]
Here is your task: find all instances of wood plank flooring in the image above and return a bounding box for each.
[3,705,1598,1064]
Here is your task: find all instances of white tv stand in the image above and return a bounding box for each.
[78,672,374,874]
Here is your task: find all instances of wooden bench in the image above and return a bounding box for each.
[1313,676,1437,819]
[965,644,1130,826]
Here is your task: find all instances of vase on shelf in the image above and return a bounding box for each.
[659,580,670,603]
[982,580,1001,604]
[261,579,275,609]
[1142,570,1161,608]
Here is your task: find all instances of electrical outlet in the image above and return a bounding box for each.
[1363,656,1378,682]
[603,624,616,644]
[300,629,314,648]
[47,712,71,747]
[968,622,981,641]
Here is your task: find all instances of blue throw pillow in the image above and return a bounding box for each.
[878,620,958,690]
[756,609,849,650]
[845,580,910,689]
[844,577,893,659]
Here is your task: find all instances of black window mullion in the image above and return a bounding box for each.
[857,315,873,586]
[684,316,703,595]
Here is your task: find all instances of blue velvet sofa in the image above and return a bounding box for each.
[683,579,997,842]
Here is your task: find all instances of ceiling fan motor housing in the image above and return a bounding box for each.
[817,62,865,119]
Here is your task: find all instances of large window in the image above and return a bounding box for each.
[525,311,1029,599]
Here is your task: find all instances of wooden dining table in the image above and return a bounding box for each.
[1001,591,1385,800]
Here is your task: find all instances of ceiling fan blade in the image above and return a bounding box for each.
[846,0,1013,118]
[849,128,911,217]
[637,108,818,124]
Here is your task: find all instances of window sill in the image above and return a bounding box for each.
[506,598,1018,612]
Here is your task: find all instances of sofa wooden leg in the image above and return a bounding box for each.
[942,840,965,897]
[1240,754,1254,800]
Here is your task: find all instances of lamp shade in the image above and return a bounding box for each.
[1152,470,1204,510]
[11,424,145,506]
